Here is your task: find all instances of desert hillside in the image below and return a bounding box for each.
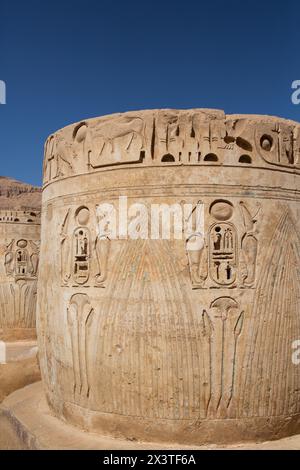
[0,176,41,210]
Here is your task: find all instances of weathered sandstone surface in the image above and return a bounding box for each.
[37,109,300,445]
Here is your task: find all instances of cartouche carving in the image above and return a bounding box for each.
[73,227,90,285]
[209,223,237,286]
[60,206,110,288]
[4,238,39,279]
[187,199,261,289]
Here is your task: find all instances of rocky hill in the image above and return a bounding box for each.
[0,176,41,210]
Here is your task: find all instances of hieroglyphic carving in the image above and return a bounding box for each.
[77,117,146,168]
[38,110,300,443]
[202,297,244,416]
[294,126,300,167]
[209,223,237,285]
[60,206,110,287]
[239,201,260,286]
[95,235,110,287]
[4,240,14,275]
[94,116,145,156]
[187,199,260,289]
[29,241,40,276]
[60,210,71,286]
[186,238,208,288]
[4,239,39,279]
[202,118,226,160]
[185,201,208,288]
[255,121,300,168]
[9,279,37,328]
[223,119,254,152]
[156,111,180,161]
[73,227,90,285]
[67,293,94,399]
[43,111,300,185]
[72,207,91,286]
[44,133,74,183]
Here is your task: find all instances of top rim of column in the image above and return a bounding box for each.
[47,108,300,134]
[43,108,300,189]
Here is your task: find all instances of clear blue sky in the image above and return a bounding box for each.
[0,0,299,186]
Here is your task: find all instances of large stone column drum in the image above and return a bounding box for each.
[0,210,40,341]
[38,109,300,444]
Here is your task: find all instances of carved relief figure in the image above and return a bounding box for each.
[44,133,74,183]
[85,115,146,168]
[67,293,94,399]
[202,297,244,416]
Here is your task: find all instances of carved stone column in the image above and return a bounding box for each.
[38,109,300,444]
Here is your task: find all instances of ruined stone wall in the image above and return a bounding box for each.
[37,109,300,444]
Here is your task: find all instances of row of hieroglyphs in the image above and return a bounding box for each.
[43,110,300,183]
[59,199,259,289]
